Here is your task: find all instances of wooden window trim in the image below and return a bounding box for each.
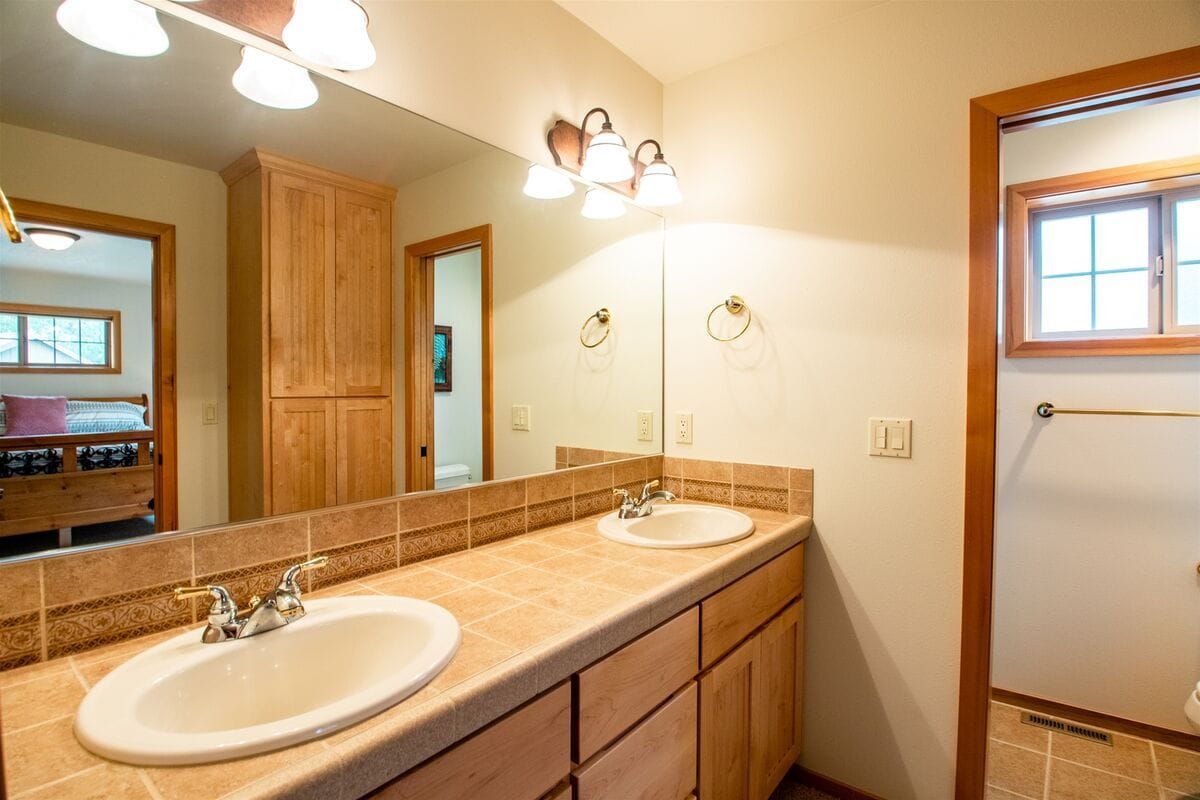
[1005,155,1200,357]
[0,301,122,374]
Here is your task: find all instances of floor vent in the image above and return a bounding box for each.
[1020,711,1114,746]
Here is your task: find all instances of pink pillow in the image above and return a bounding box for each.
[3,395,68,436]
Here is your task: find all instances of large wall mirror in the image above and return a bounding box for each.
[0,2,663,559]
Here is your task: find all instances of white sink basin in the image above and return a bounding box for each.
[75,596,460,765]
[598,504,754,548]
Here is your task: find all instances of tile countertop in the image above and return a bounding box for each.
[0,506,811,800]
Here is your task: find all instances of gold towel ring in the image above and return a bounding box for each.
[706,295,751,342]
[580,308,612,348]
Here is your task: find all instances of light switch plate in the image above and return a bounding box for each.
[202,402,218,425]
[511,405,531,431]
[675,412,693,444]
[868,417,911,458]
[637,410,654,442]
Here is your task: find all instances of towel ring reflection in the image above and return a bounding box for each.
[580,308,612,348]
[706,295,751,342]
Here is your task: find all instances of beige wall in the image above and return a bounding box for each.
[661,3,1200,798]
[0,123,228,530]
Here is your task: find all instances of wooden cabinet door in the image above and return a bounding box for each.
[268,171,336,397]
[335,397,393,504]
[334,188,392,397]
[757,600,804,796]
[269,399,336,514]
[698,633,763,800]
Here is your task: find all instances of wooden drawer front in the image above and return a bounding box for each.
[573,682,698,800]
[575,606,699,762]
[700,545,803,668]
[370,683,570,800]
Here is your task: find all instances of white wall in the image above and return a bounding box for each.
[434,249,484,483]
[993,98,1200,732]
[0,124,228,530]
[662,3,1200,797]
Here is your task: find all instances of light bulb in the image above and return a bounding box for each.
[232,47,319,110]
[283,0,376,71]
[26,228,81,251]
[634,157,682,207]
[580,126,634,183]
[56,0,169,58]
[580,188,626,220]
[522,165,575,199]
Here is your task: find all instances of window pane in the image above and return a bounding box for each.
[79,342,107,365]
[26,315,55,341]
[79,318,106,343]
[1178,199,1200,262]
[27,339,55,364]
[53,341,80,364]
[1094,208,1148,271]
[1041,275,1091,333]
[54,316,79,341]
[0,313,17,338]
[1179,262,1200,327]
[1095,270,1149,330]
[1040,215,1091,276]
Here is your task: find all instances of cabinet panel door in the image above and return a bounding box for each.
[335,397,393,504]
[268,171,336,397]
[269,399,335,514]
[757,600,804,797]
[698,634,763,800]
[334,188,392,396]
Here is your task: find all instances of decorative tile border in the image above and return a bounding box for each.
[0,453,813,670]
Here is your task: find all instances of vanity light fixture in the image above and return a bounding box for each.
[522,165,575,200]
[578,108,635,184]
[56,0,170,58]
[282,0,377,71]
[631,140,682,207]
[232,47,319,110]
[581,188,626,220]
[25,228,81,251]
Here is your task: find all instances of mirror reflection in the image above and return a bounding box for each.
[0,4,663,559]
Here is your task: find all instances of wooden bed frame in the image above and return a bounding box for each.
[0,394,154,544]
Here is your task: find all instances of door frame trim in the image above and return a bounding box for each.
[403,224,493,492]
[956,46,1200,797]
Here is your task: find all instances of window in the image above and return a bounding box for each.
[1006,158,1200,357]
[0,303,121,373]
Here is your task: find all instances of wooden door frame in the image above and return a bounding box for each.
[956,46,1200,797]
[403,224,493,492]
[8,198,179,533]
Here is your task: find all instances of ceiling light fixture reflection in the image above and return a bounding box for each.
[580,188,626,220]
[232,47,319,110]
[522,165,575,199]
[578,107,634,184]
[282,0,376,71]
[25,228,81,251]
[56,0,169,58]
[631,139,682,207]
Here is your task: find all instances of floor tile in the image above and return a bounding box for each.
[987,739,1048,799]
[1046,757,1157,800]
[1157,743,1200,795]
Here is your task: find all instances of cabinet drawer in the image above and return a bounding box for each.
[369,683,570,800]
[542,783,573,800]
[573,682,698,800]
[575,606,699,762]
[700,545,803,668]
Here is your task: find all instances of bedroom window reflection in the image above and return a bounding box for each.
[0,304,120,373]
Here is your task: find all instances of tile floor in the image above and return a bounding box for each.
[988,700,1200,799]
[770,777,836,799]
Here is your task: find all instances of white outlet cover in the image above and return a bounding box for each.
[637,410,654,442]
[675,412,693,444]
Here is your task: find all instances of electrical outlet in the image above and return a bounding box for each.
[202,402,218,425]
[675,412,693,444]
[868,417,911,458]
[637,410,654,442]
[511,404,531,431]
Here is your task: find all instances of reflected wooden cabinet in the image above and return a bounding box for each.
[224,149,395,519]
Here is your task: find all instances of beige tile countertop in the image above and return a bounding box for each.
[0,506,811,800]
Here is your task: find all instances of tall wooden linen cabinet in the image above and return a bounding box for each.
[222,149,395,520]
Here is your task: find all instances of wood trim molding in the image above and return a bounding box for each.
[220,148,398,200]
[9,198,179,533]
[957,46,1200,799]
[789,765,887,800]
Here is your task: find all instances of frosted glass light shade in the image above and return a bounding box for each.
[580,128,634,183]
[634,158,682,207]
[56,0,169,57]
[233,47,319,110]
[26,228,80,251]
[581,188,626,220]
[283,0,376,71]
[522,165,575,199]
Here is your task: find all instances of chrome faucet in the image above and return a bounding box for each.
[614,479,676,519]
[174,556,328,643]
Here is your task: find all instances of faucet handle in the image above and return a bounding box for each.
[613,487,634,506]
[174,584,237,626]
[278,556,328,595]
[639,479,660,501]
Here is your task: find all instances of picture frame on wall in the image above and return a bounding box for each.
[433,325,452,392]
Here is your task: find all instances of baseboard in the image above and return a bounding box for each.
[789,764,888,800]
[991,687,1200,753]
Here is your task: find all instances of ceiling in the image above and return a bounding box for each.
[555,0,885,84]
[1,226,153,284]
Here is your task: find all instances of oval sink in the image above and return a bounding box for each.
[598,503,754,548]
[75,596,460,765]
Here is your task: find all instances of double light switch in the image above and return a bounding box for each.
[868,418,912,458]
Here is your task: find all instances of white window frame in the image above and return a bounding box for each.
[1162,187,1200,335]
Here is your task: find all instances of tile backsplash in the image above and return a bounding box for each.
[0,454,813,671]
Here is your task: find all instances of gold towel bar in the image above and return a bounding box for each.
[706,295,751,342]
[580,308,612,348]
[1036,402,1200,419]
